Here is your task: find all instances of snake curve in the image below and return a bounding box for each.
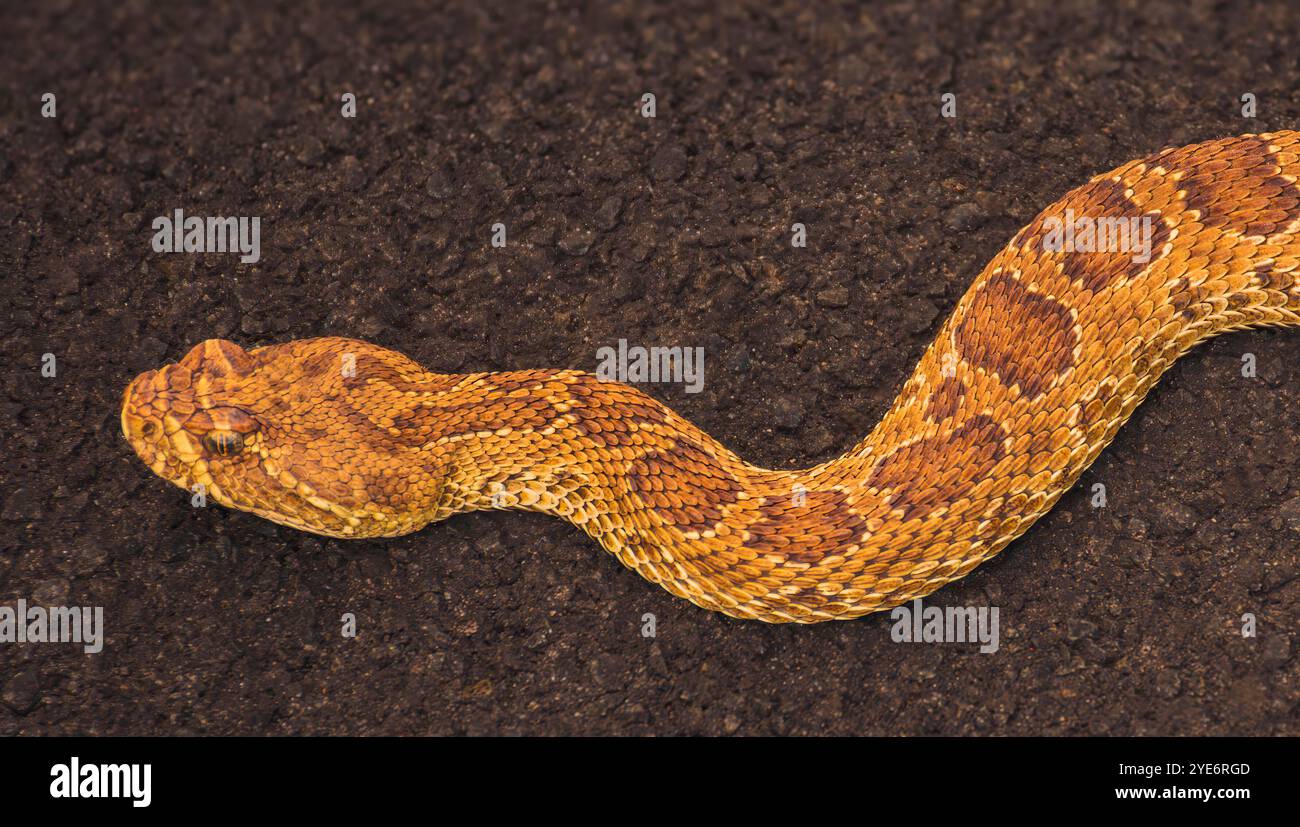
[122,131,1300,623]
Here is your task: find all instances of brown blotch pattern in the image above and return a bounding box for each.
[745,489,871,564]
[1014,178,1171,293]
[334,399,439,450]
[414,392,560,444]
[178,339,256,379]
[1168,276,1215,322]
[332,371,562,448]
[393,372,672,447]
[1253,263,1295,292]
[628,434,742,534]
[566,373,671,437]
[925,374,967,422]
[347,353,451,394]
[868,414,1009,521]
[954,272,1078,399]
[1158,136,1300,237]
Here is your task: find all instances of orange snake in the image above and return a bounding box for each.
[122,132,1300,622]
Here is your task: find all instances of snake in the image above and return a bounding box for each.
[122,131,1300,623]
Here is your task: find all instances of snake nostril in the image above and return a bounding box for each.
[141,421,159,439]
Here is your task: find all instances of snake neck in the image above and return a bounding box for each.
[427,135,1300,622]
[434,275,1295,624]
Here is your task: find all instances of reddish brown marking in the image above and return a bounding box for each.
[567,373,671,432]
[1167,276,1191,314]
[954,273,1077,399]
[1252,263,1295,292]
[568,405,643,447]
[745,489,872,564]
[1014,178,1171,293]
[376,373,671,448]
[342,352,455,394]
[1226,291,1253,311]
[1074,395,1096,442]
[1157,136,1300,237]
[178,339,256,378]
[332,375,560,449]
[925,374,967,422]
[868,414,1008,521]
[417,396,559,444]
[627,435,741,533]
[1169,277,1214,322]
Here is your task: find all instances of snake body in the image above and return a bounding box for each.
[123,132,1300,622]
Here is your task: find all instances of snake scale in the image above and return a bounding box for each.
[123,132,1300,623]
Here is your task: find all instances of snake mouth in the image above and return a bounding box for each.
[121,370,162,463]
[121,368,201,491]
[122,366,355,534]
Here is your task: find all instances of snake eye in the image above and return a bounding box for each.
[202,430,246,456]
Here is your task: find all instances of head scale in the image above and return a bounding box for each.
[121,337,452,538]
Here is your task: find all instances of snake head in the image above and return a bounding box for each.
[121,339,258,486]
[122,337,452,539]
